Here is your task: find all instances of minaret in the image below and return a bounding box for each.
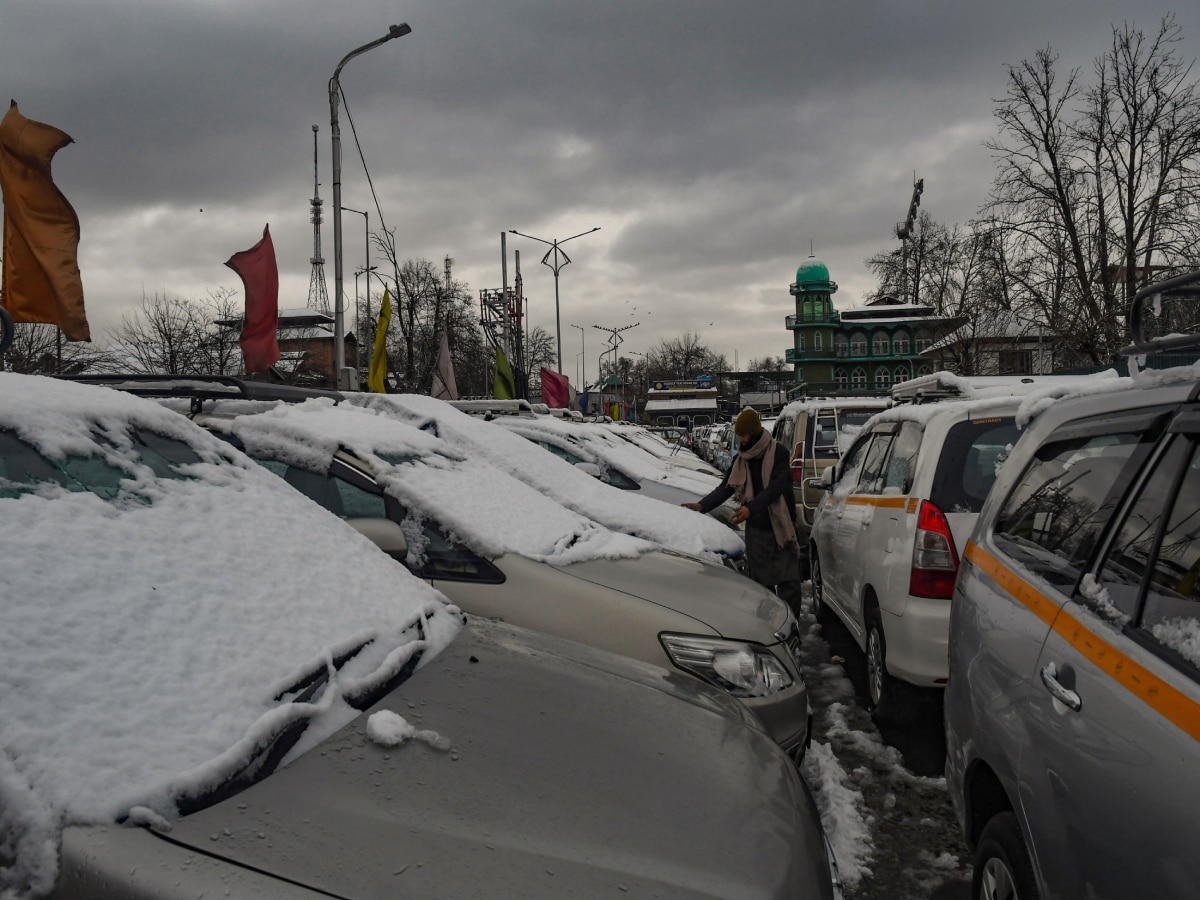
[306,125,331,316]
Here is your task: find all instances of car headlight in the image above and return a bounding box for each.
[659,634,794,698]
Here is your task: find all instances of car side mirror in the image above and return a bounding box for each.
[821,467,835,488]
[805,476,828,491]
[575,462,603,478]
[346,517,408,560]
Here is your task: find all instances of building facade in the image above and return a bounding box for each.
[784,255,954,392]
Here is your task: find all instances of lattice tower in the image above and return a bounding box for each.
[306,125,331,316]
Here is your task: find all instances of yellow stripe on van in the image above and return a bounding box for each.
[964,540,1200,744]
[845,495,911,509]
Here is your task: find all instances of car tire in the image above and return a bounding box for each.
[810,549,831,625]
[865,605,921,725]
[973,811,1040,900]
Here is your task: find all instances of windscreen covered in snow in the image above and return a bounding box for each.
[348,395,745,562]
[0,374,461,898]
[206,399,655,565]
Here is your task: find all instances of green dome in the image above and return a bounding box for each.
[795,256,831,286]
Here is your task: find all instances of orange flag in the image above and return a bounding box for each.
[0,101,89,341]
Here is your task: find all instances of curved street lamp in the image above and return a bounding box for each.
[509,227,600,375]
[329,23,411,386]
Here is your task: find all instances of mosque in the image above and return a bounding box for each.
[784,255,956,392]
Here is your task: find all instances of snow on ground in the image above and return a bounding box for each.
[794,583,972,900]
[0,374,462,897]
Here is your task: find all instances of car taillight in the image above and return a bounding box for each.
[791,442,805,481]
[909,500,959,599]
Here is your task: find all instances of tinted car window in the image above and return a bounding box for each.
[883,421,923,493]
[995,429,1148,589]
[836,434,872,492]
[856,432,895,495]
[930,417,1021,515]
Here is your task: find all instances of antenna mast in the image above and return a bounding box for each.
[894,175,924,304]
[306,125,331,315]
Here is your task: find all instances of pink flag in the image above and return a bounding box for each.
[541,367,570,409]
[431,331,458,399]
[225,225,280,375]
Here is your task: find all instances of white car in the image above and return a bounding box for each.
[604,423,723,478]
[810,388,1025,722]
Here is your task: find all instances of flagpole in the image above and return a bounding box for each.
[329,23,411,389]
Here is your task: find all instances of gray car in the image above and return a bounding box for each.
[4,373,840,898]
[945,271,1200,900]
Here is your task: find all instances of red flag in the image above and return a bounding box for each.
[541,367,570,409]
[225,225,280,375]
[0,101,90,341]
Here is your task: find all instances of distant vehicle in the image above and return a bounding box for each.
[946,271,1200,900]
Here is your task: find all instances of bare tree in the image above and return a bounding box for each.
[645,332,728,381]
[106,290,242,375]
[1,322,113,374]
[984,16,1200,364]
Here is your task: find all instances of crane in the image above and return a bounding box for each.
[894,177,924,303]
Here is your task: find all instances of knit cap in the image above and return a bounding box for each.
[734,407,761,436]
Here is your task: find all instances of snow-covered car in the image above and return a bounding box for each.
[181,394,810,759]
[604,423,724,477]
[2,373,840,898]
[946,272,1200,900]
[485,411,726,506]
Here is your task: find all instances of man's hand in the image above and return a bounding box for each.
[681,502,703,511]
[731,505,750,525]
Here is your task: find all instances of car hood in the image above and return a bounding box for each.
[554,550,789,641]
[64,618,830,899]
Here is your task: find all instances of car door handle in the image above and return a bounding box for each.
[1040,662,1082,712]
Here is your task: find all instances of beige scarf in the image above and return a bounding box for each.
[727,431,799,551]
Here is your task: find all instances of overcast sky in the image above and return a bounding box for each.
[4,0,1197,382]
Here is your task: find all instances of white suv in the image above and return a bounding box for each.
[809,377,1037,722]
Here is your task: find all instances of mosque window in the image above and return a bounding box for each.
[894,366,910,383]
[917,365,933,377]
[797,333,805,352]
[834,334,849,358]
[803,300,813,321]
[875,367,891,388]
[873,333,890,356]
[834,368,848,387]
[851,367,867,388]
[814,331,823,350]
[850,334,868,357]
[893,331,910,354]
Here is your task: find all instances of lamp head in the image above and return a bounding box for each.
[389,24,412,38]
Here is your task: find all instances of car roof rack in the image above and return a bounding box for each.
[890,372,1052,404]
[1122,269,1200,357]
[449,399,537,418]
[54,374,344,414]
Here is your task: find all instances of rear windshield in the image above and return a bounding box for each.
[930,417,1021,513]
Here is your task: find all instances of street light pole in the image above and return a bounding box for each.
[329,23,411,387]
[342,206,369,366]
[509,227,600,375]
[570,323,586,389]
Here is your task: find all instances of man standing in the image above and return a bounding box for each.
[683,407,803,617]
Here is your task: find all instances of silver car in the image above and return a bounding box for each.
[945,271,1200,900]
[6,373,839,898]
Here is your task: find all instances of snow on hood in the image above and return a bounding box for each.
[208,399,655,565]
[347,395,745,562]
[0,374,461,897]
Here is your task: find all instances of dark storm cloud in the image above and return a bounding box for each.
[3,0,1195,362]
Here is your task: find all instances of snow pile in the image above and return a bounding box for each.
[366,711,452,751]
[0,374,462,897]
[801,741,874,889]
[348,395,744,562]
[212,399,657,565]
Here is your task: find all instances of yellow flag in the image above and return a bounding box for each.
[368,289,391,393]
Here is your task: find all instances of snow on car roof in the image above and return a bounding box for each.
[778,396,890,419]
[486,414,723,497]
[0,374,460,896]
[348,394,745,562]
[206,399,656,565]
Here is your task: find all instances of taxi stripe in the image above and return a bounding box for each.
[844,495,911,509]
[964,540,1200,744]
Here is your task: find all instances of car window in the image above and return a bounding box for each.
[995,428,1150,590]
[836,433,872,493]
[0,427,200,501]
[930,417,1022,514]
[856,431,896,495]
[883,421,923,493]
[333,472,388,518]
[810,412,842,459]
[406,520,506,584]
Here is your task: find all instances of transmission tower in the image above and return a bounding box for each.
[306,125,331,316]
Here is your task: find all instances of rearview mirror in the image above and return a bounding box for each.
[346,517,408,560]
